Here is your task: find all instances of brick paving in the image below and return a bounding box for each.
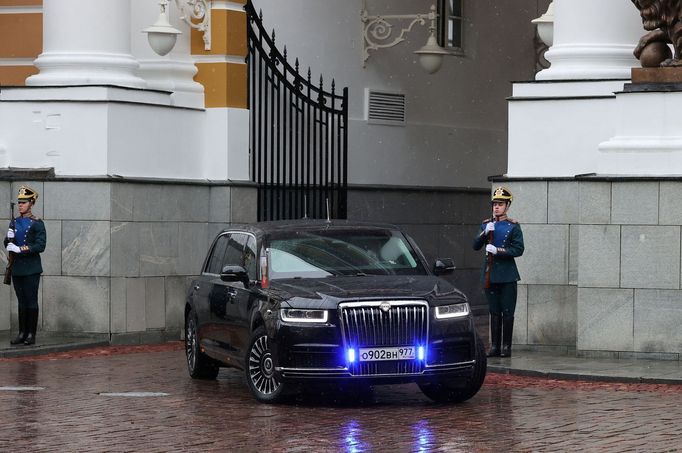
[1,342,681,452]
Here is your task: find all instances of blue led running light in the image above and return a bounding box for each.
[347,348,356,363]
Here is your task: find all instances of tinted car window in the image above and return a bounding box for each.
[267,229,427,279]
[244,235,257,279]
[206,234,229,274]
[223,233,247,269]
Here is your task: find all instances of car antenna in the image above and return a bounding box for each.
[325,198,331,224]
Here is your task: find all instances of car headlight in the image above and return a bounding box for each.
[435,303,470,319]
[280,309,329,323]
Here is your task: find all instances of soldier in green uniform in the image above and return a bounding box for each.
[5,185,46,346]
[473,187,524,358]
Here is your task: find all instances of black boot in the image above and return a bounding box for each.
[487,313,501,357]
[10,308,26,345]
[500,315,514,357]
[23,308,38,346]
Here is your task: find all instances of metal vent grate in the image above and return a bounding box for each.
[366,89,406,125]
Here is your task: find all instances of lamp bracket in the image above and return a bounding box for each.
[361,4,437,66]
[172,0,212,50]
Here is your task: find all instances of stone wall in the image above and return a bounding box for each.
[347,186,490,320]
[0,180,494,345]
[0,178,257,344]
[499,178,682,359]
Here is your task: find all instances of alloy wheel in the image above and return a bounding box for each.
[248,334,281,395]
[186,317,197,372]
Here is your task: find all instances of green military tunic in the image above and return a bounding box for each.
[10,215,46,276]
[473,215,524,315]
[473,216,524,283]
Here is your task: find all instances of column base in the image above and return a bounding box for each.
[26,52,146,89]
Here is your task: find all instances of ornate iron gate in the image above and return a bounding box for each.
[246,2,348,221]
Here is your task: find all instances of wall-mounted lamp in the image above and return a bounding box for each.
[361,4,449,74]
[143,0,211,57]
[531,2,554,47]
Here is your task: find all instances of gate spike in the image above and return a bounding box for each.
[307,67,311,83]
[295,58,300,72]
[259,9,263,20]
[283,46,288,61]
[271,29,276,43]
[319,76,325,103]
[332,79,336,93]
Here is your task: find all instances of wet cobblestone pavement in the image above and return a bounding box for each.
[1,342,681,452]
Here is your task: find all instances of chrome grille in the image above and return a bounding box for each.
[339,301,429,376]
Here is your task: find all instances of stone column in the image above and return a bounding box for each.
[26,0,145,87]
[131,0,204,108]
[537,0,643,80]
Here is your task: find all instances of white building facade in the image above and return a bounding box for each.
[507,0,682,359]
[1,0,596,350]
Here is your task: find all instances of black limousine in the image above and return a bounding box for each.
[184,220,486,403]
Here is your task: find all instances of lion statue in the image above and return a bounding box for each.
[632,0,682,67]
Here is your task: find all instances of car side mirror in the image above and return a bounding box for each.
[433,258,455,276]
[220,265,249,285]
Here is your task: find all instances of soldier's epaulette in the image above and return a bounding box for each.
[483,218,492,223]
[507,218,519,224]
[29,215,41,220]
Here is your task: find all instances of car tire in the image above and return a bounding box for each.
[418,333,487,404]
[245,326,287,403]
[185,310,219,380]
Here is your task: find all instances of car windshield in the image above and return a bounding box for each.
[267,228,427,279]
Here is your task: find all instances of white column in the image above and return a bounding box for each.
[26,0,145,88]
[130,0,204,108]
[537,0,643,80]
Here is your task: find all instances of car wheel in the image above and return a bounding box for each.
[418,333,487,404]
[185,310,219,380]
[246,326,287,403]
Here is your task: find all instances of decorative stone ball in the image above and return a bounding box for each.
[640,41,672,68]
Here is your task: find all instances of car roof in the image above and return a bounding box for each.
[219,219,402,235]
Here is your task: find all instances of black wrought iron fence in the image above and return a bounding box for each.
[246,1,348,221]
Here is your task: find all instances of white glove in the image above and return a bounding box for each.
[484,222,495,234]
[485,244,498,255]
[6,229,14,239]
[6,243,20,253]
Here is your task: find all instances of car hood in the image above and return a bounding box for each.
[269,275,467,308]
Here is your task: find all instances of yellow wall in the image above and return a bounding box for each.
[193,7,248,109]
[0,1,249,106]
[0,4,42,86]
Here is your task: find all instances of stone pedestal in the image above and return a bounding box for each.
[598,69,682,175]
[631,67,682,84]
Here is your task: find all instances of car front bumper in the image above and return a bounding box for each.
[270,313,480,383]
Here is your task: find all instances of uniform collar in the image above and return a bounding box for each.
[495,214,508,222]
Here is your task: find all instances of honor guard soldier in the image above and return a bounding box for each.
[5,185,46,346]
[473,187,524,358]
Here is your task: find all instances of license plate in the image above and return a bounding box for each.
[359,346,415,361]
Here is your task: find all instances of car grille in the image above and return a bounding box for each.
[339,301,428,376]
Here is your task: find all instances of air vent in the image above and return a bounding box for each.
[366,89,406,126]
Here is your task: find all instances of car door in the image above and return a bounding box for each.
[209,232,247,360]
[228,234,259,360]
[193,233,229,353]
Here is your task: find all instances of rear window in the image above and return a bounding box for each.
[267,229,427,279]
